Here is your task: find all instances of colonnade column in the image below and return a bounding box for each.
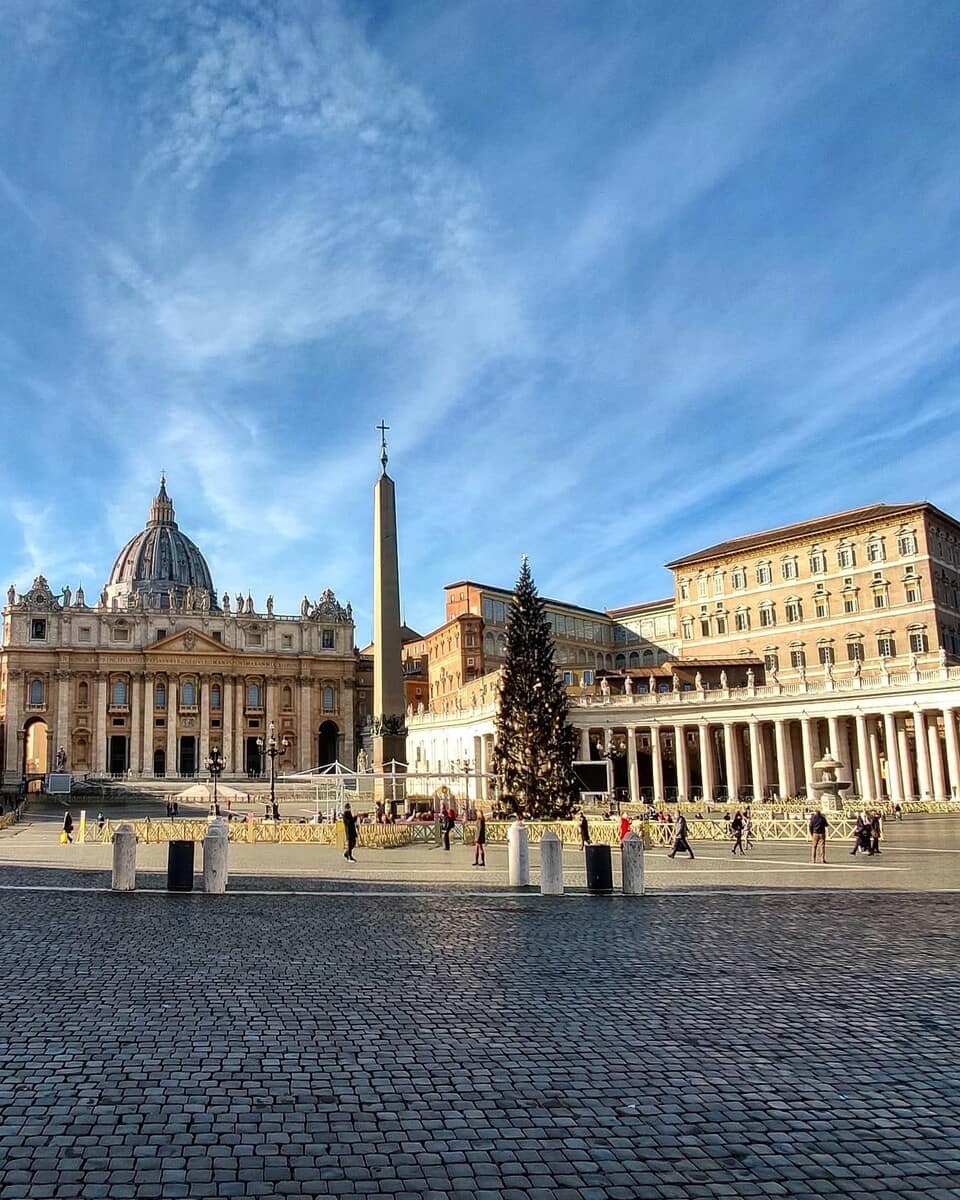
[942,709,960,802]
[166,677,178,778]
[913,710,932,799]
[94,674,108,775]
[697,723,715,802]
[748,721,763,802]
[774,720,794,799]
[142,675,154,777]
[674,725,690,802]
[299,677,313,773]
[3,670,22,784]
[651,727,665,806]
[199,680,210,772]
[235,679,245,775]
[927,719,946,800]
[882,712,904,803]
[854,713,874,803]
[723,723,741,802]
[800,718,815,799]
[55,670,70,770]
[868,721,884,801]
[130,673,142,776]
[897,719,915,798]
[579,727,591,760]
[626,727,640,806]
[827,716,841,762]
[222,677,233,775]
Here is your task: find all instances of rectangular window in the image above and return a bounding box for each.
[321,629,335,649]
[898,533,918,555]
[681,618,694,638]
[844,595,858,614]
[905,583,921,603]
[712,574,723,596]
[815,596,829,618]
[867,541,885,563]
[735,610,750,631]
[909,631,928,653]
[247,632,262,647]
[700,618,711,637]
[281,634,293,649]
[155,629,167,642]
[31,619,46,640]
[112,627,129,642]
[757,563,772,585]
[818,645,835,665]
[764,653,779,671]
[697,576,708,598]
[716,616,727,635]
[212,631,222,643]
[562,671,573,686]
[838,546,855,569]
[679,580,690,600]
[759,606,775,627]
[785,600,802,623]
[790,649,806,668]
[873,592,887,609]
[732,567,747,590]
[78,626,91,643]
[582,669,593,685]
[781,559,798,581]
[809,551,827,574]
[877,636,896,658]
[847,642,864,662]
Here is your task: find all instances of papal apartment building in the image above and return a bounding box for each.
[407,502,960,806]
[0,479,359,789]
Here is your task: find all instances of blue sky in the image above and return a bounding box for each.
[2,0,958,640]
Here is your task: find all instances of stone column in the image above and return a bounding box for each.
[199,677,210,771]
[913,710,932,799]
[112,824,137,892]
[868,721,884,801]
[129,672,142,776]
[748,720,763,803]
[723,722,741,803]
[837,717,853,784]
[626,727,640,806]
[579,727,591,760]
[166,677,178,778]
[882,712,904,803]
[299,677,313,773]
[897,719,915,799]
[800,718,815,799]
[235,677,245,775]
[942,708,960,802]
[142,674,154,777]
[539,831,563,895]
[265,676,275,734]
[827,716,841,762]
[774,719,793,799]
[222,676,233,775]
[507,819,530,887]
[927,718,946,800]
[3,670,22,785]
[651,727,665,806]
[94,674,108,775]
[55,670,70,770]
[854,713,874,803]
[697,723,714,803]
[621,832,644,896]
[674,725,690,802]
[341,677,355,770]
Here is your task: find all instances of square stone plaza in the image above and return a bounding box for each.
[1,806,959,1200]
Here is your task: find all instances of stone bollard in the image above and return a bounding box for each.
[539,830,563,895]
[507,819,530,887]
[203,820,229,894]
[112,823,137,892]
[621,831,645,896]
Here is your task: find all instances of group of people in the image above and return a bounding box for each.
[852,809,884,856]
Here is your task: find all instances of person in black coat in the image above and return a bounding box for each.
[730,810,745,855]
[342,803,358,862]
[473,811,486,866]
[62,812,74,843]
[578,811,590,849]
[668,812,695,860]
[441,807,453,851]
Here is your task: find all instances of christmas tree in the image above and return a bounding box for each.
[493,557,578,817]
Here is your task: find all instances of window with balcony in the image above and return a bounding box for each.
[322,686,336,711]
[181,681,196,707]
[211,686,222,710]
[155,683,166,709]
[112,679,128,706]
[246,683,262,708]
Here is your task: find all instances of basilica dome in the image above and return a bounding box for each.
[104,477,218,610]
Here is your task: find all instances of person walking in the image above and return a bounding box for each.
[578,811,591,849]
[809,808,828,863]
[619,813,631,842]
[342,802,358,862]
[473,811,486,867]
[61,811,74,844]
[667,812,695,860]
[869,810,883,855]
[441,807,453,851]
[852,810,872,856]
[730,810,745,855]
[744,807,754,849]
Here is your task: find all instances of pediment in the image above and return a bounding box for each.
[145,629,226,655]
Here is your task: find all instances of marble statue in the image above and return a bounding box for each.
[356,748,369,773]
[301,595,310,617]
[76,584,84,606]
[185,585,194,610]
[672,672,680,691]
[695,670,703,691]
[100,587,108,607]
[169,588,177,611]
[624,675,633,695]
[62,585,71,607]
[246,594,254,614]
[6,584,14,605]
[720,669,728,689]
[266,595,274,615]
[648,675,656,694]
[853,657,862,678]
[236,593,244,614]
[600,677,610,698]
[223,592,231,613]
[746,667,755,687]
[824,659,834,680]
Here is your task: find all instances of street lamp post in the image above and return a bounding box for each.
[207,746,225,813]
[257,721,289,821]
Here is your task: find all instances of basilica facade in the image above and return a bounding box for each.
[0,480,359,788]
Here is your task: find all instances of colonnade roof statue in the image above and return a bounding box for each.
[104,475,218,611]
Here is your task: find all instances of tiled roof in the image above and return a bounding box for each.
[665,502,936,569]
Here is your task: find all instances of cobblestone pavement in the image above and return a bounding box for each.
[0,889,958,1199]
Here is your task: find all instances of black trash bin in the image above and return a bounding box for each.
[584,844,613,893]
[167,840,195,892]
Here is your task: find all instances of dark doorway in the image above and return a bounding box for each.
[179,736,197,777]
[318,721,338,767]
[245,736,262,778]
[109,735,128,776]
[153,748,166,777]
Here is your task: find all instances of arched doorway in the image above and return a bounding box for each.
[318,721,339,767]
[24,718,48,784]
[153,748,166,777]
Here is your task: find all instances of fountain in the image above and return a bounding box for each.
[809,748,853,812]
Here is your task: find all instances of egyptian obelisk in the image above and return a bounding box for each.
[372,421,407,778]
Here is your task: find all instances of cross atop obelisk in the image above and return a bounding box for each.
[377,419,389,473]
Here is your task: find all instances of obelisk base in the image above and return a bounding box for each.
[374,735,407,812]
